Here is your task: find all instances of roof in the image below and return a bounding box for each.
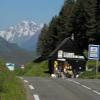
[33,55,48,62]
[49,37,87,60]
[49,37,71,57]
[33,55,46,62]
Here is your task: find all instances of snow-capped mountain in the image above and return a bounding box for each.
[0,36,34,66]
[0,20,43,51]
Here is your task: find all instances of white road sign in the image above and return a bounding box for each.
[88,45,100,60]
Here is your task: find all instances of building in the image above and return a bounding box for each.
[48,37,87,77]
[6,63,15,71]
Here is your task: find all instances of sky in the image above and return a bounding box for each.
[0,0,64,29]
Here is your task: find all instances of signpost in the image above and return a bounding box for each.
[88,45,100,75]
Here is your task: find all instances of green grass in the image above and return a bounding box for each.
[15,61,49,77]
[79,71,100,79]
[79,60,100,79]
[79,50,100,79]
[1,73,26,100]
[86,60,100,69]
[0,59,26,100]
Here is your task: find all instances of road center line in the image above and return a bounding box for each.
[67,79,81,85]
[92,90,100,95]
[71,80,81,85]
[29,85,35,90]
[67,79,100,95]
[33,95,40,100]
[81,85,92,90]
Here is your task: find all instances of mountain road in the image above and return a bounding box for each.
[21,77,100,100]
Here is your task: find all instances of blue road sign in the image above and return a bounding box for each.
[88,45,100,60]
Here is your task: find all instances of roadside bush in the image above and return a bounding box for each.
[79,71,96,79]
[80,60,100,79]
[79,67,100,79]
[0,66,10,95]
[0,59,6,93]
[86,60,100,70]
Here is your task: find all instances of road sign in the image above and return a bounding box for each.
[88,45,100,75]
[88,45,100,60]
[58,50,63,58]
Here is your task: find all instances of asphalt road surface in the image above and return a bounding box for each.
[21,77,100,100]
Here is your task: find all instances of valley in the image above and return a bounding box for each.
[0,20,42,66]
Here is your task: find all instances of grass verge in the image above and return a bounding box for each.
[79,60,100,79]
[0,59,26,100]
[79,71,100,79]
[15,61,49,77]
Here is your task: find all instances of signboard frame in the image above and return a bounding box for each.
[88,45,100,60]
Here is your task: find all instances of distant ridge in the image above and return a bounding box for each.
[0,20,43,51]
[0,37,34,66]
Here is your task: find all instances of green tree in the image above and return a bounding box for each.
[66,0,88,50]
[84,0,97,38]
[36,0,100,57]
[45,16,59,55]
[95,0,100,44]
[57,0,75,44]
[37,24,49,56]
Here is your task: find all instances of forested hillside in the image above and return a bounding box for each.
[37,0,100,57]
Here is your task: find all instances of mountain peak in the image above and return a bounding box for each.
[20,20,40,26]
[0,20,43,51]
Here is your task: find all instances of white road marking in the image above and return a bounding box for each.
[81,85,92,90]
[92,90,100,95]
[33,95,40,100]
[24,80,28,83]
[67,79,81,85]
[29,85,34,90]
[67,79,100,95]
[73,81,81,85]
[70,80,81,85]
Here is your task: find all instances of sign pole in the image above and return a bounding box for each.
[96,59,99,76]
[88,45,100,78]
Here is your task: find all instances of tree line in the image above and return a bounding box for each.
[37,0,100,57]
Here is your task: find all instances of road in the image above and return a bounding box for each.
[21,77,100,100]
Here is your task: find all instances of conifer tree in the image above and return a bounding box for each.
[84,0,97,38]
[66,0,88,50]
[37,24,48,56]
[57,0,75,43]
[37,0,100,57]
[95,0,100,44]
[37,17,59,57]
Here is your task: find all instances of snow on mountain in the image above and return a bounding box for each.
[0,20,43,51]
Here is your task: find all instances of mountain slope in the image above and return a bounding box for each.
[0,20,43,51]
[21,29,40,51]
[0,37,34,66]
